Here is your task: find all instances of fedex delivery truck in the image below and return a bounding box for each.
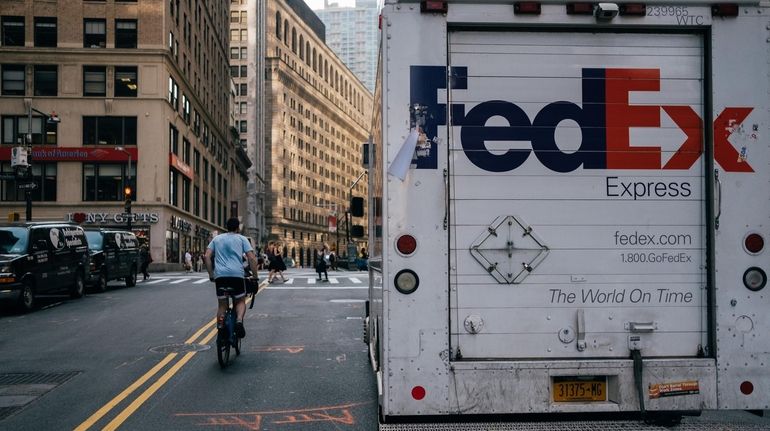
[364,0,770,422]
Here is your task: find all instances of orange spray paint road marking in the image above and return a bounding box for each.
[176,401,370,429]
[253,345,304,354]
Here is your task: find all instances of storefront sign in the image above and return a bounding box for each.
[195,225,211,238]
[68,212,160,224]
[169,153,194,180]
[170,215,192,232]
[0,147,137,162]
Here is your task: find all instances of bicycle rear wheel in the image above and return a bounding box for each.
[217,312,232,368]
[235,335,241,356]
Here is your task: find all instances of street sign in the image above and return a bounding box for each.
[16,182,38,190]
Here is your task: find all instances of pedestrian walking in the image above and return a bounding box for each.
[266,242,288,283]
[315,243,330,282]
[140,245,152,280]
[184,250,193,272]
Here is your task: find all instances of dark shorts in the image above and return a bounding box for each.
[215,277,246,299]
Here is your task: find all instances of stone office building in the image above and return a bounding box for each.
[0,0,249,267]
[232,0,372,267]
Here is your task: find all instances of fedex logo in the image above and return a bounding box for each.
[411,66,754,173]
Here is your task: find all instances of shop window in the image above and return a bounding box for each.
[1,162,56,201]
[83,163,136,201]
[169,170,178,207]
[166,231,179,263]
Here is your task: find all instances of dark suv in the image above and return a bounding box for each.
[84,229,139,292]
[0,222,89,312]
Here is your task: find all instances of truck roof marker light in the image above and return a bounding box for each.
[514,2,542,15]
[743,267,767,292]
[396,234,417,256]
[744,233,764,254]
[712,3,739,16]
[420,1,447,13]
[395,269,419,294]
[740,381,754,395]
[411,386,426,400]
[619,3,646,16]
[566,3,594,15]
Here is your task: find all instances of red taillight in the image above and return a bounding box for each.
[420,1,447,13]
[396,234,417,255]
[566,2,594,15]
[740,381,754,395]
[514,2,541,14]
[411,385,426,400]
[712,3,739,16]
[744,233,764,254]
[619,3,646,16]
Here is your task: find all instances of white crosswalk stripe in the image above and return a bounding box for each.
[284,278,294,284]
[144,278,169,285]
[194,278,209,284]
[329,277,339,284]
[170,278,190,284]
[308,277,316,284]
[349,277,362,284]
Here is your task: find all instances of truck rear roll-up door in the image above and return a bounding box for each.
[447,31,707,360]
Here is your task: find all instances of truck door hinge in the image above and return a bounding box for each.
[576,309,586,352]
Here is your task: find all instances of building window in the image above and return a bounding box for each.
[83,116,137,146]
[193,185,200,216]
[239,83,247,96]
[183,138,191,164]
[84,19,106,48]
[114,66,137,97]
[83,66,106,96]
[275,12,282,38]
[239,120,247,133]
[33,65,57,96]
[182,94,190,122]
[34,17,57,47]
[169,170,178,206]
[115,19,137,48]
[1,162,56,201]
[240,47,247,59]
[230,66,238,77]
[230,47,239,59]
[182,178,190,211]
[230,29,239,42]
[169,124,178,154]
[1,64,25,96]
[1,16,24,46]
[167,76,178,109]
[83,163,136,201]
[240,65,247,77]
[2,116,58,145]
[202,191,208,220]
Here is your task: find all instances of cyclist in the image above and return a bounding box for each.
[204,218,260,338]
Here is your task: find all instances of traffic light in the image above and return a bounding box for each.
[124,186,132,212]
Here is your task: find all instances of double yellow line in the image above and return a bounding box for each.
[76,286,262,431]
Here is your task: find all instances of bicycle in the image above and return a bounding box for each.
[216,286,242,368]
[215,277,258,368]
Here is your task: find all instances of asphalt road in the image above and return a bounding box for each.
[0,268,378,430]
[1,269,768,431]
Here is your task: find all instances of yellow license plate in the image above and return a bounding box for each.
[553,379,607,402]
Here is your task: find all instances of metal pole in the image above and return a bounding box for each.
[25,104,33,221]
[127,152,132,231]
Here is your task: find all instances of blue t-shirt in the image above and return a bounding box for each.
[207,233,253,279]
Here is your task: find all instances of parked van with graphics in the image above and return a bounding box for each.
[84,228,139,292]
[0,222,89,312]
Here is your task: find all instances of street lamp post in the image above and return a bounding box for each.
[115,146,132,230]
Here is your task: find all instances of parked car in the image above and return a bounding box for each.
[84,228,139,292]
[0,222,89,312]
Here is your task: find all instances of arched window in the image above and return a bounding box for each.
[283,20,289,45]
[291,28,296,53]
[324,60,328,82]
[312,48,317,71]
[299,35,304,60]
[305,42,311,66]
[275,12,282,38]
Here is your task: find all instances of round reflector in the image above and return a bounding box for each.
[744,233,765,254]
[743,267,767,292]
[396,234,417,255]
[740,381,754,395]
[411,385,426,400]
[394,269,419,294]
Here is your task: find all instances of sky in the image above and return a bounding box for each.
[303,0,357,10]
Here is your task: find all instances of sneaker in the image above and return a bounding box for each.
[235,321,245,338]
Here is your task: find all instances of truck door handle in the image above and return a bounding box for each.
[714,169,722,230]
